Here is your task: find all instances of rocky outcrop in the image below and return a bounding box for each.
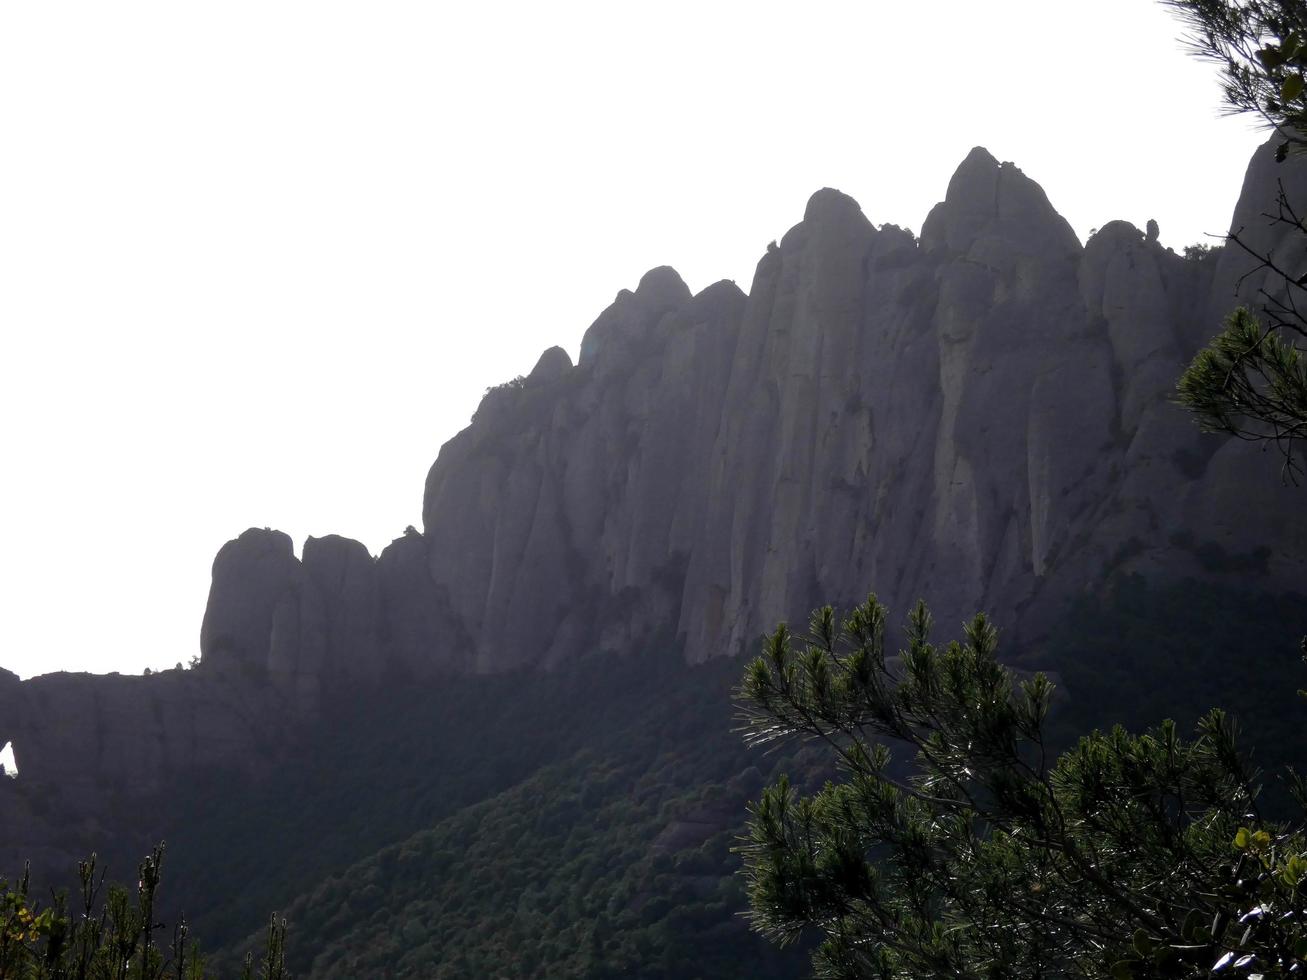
[200,528,324,698]
[303,534,381,679]
[197,526,468,683]
[5,669,292,792]
[1208,131,1307,340]
[6,136,1306,859]
[414,135,1307,668]
[423,268,749,670]
[375,528,469,676]
[0,665,303,876]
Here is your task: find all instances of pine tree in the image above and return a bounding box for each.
[737,598,1307,979]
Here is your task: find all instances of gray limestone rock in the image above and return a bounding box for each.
[1080,221,1185,433]
[0,664,305,884]
[377,529,469,676]
[527,346,573,384]
[1206,131,1307,348]
[921,147,1081,266]
[199,528,303,674]
[10,136,1307,858]
[414,136,1306,672]
[197,527,328,704]
[578,266,693,369]
[302,534,381,680]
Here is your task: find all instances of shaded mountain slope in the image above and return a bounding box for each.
[156,646,825,978]
[195,577,1307,978]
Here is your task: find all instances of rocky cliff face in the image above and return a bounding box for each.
[0,662,301,873]
[5,136,1306,839]
[410,137,1307,670]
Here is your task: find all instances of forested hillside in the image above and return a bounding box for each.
[51,576,1290,977]
[155,647,820,978]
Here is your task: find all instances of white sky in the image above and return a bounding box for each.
[0,742,15,777]
[0,1,1269,679]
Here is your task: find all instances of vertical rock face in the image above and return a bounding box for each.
[422,271,750,670]
[200,529,304,672]
[199,528,325,702]
[196,526,468,683]
[918,150,1106,617]
[302,534,381,679]
[413,134,1307,669]
[1185,136,1307,583]
[376,528,468,676]
[0,666,304,876]
[1207,132,1307,342]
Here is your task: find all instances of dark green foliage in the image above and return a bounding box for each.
[1177,307,1307,472]
[738,595,1307,979]
[1049,576,1307,786]
[0,846,287,980]
[151,649,815,979]
[1166,0,1307,133]
[483,374,526,396]
[273,747,807,978]
[1183,242,1219,261]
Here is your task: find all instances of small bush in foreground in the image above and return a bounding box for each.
[0,845,287,980]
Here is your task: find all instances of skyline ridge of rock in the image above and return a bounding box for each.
[171,139,1307,686]
[12,142,1301,688]
[4,138,1307,866]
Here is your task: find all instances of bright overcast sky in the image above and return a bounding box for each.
[0,1,1269,679]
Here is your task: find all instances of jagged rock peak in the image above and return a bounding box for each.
[303,534,375,577]
[199,527,301,672]
[636,265,691,302]
[1208,131,1307,322]
[579,266,692,366]
[776,188,874,256]
[1226,131,1307,240]
[528,345,572,383]
[655,279,748,344]
[226,526,294,559]
[1086,219,1145,250]
[921,145,1081,261]
[689,278,746,310]
[803,186,866,224]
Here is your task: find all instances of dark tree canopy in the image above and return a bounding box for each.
[0,846,288,980]
[737,598,1307,979]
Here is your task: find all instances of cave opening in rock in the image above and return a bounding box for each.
[0,741,17,779]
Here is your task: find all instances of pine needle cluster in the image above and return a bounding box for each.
[737,597,1307,979]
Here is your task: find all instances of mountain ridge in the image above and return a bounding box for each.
[4,137,1306,879]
